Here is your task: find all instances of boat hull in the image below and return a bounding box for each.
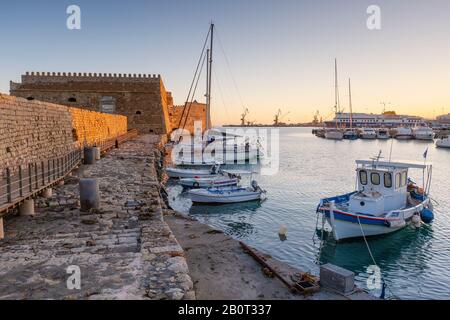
[179,177,239,188]
[189,188,263,204]
[414,134,435,140]
[360,134,377,139]
[436,139,450,148]
[395,135,414,140]
[325,131,344,140]
[317,192,430,241]
[166,168,217,179]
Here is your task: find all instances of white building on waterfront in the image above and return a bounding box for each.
[325,112,426,128]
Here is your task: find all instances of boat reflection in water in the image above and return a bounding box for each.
[189,201,262,238]
[315,224,434,298]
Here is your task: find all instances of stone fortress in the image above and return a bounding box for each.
[10,72,207,135]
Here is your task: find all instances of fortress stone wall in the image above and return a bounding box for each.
[10,72,171,135]
[0,93,127,173]
[169,101,210,134]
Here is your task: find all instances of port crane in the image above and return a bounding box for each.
[313,111,321,125]
[274,109,290,126]
[240,108,249,126]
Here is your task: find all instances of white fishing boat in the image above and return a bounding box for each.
[316,155,434,241]
[377,128,390,139]
[359,128,377,139]
[413,127,435,140]
[179,172,240,188]
[166,163,221,179]
[436,136,450,148]
[188,181,266,204]
[325,129,344,140]
[343,129,358,140]
[394,127,414,140]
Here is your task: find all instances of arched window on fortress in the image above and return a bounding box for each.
[136,111,142,115]
[68,97,77,103]
[27,97,35,101]
[100,96,116,114]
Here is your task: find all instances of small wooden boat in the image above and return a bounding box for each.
[188,181,266,204]
[316,157,434,241]
[166,163,221,179]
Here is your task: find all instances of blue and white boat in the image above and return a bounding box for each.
[317,158,434,241]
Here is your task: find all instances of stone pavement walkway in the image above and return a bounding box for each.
[0,135,194,300]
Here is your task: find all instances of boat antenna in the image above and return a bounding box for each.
[388,138,394,162]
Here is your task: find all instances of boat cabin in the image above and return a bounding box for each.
[349,160,427,216]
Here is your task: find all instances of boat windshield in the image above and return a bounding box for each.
[359,170,368,185]
[384,172,392,188]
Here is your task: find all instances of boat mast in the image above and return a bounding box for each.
[206,23,214,131]
[349,78,353,130]
[334,59,340,129]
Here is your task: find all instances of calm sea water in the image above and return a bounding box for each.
[167,127,450,300]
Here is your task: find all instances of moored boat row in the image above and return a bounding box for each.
[315,127,440,142]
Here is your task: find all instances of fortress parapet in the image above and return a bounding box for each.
[22,72,161,84]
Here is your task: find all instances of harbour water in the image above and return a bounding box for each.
[167,127,450,300]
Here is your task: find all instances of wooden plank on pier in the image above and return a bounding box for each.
[239,241,319,295]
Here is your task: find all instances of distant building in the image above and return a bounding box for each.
[325,111,426,128]
[436,113,450,123]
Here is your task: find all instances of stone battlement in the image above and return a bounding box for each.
[21,72,161,84]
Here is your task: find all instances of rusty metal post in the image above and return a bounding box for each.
[6,168,12,203]
[28,163,32,192]
[19,165,23,197]
[41,161,45,186]
[48,160,51,183]
[34,163,38,189]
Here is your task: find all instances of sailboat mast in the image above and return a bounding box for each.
[334,58,339,129]
[206,23,214,131]
[349,78,353,130]
[206,49,210,131]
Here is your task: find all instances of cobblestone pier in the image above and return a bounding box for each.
[0,135,194,300]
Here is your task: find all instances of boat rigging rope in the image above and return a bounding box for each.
[356,215,399,300]
[177,27,211,130]
[181,52,208,131]
[215,27,246,111]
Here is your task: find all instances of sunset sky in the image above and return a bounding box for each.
[1,0,450,125]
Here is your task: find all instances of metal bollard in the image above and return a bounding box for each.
[93,147,101,160]
[19,199,35,216]
[83,147,96,165]
[79,178,100,211]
